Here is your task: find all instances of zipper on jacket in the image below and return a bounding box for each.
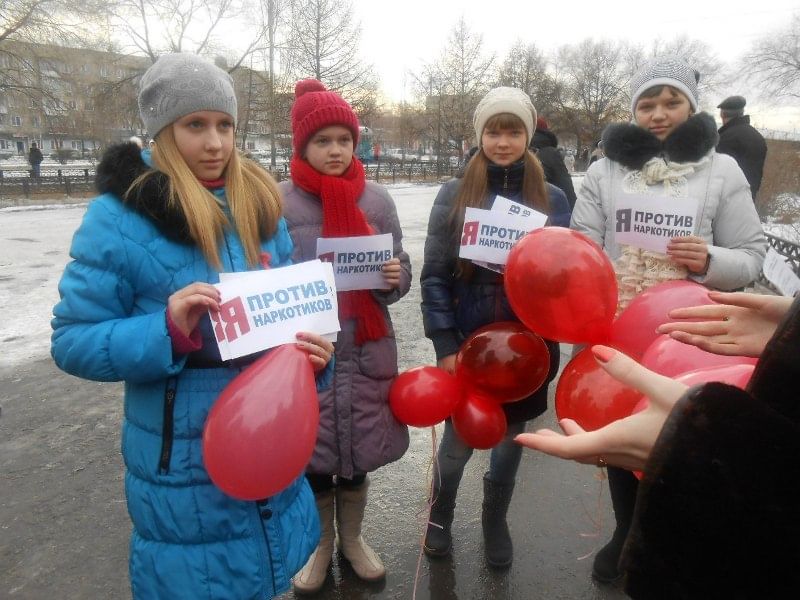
[158,377,178,474]
[503,168,509,195]
[256,498,277,591]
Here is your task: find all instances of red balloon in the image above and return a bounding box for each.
[203,345,319,501]
[504,228,616,345]
[610,280,714,359]
[451,392,507,449]
[675,362,756,389]
[555,347,643,432]
[455,322,550,403]
[641,335,758,377]
[389,366,464,427]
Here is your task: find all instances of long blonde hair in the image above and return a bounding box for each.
[450,113,550,278]
[127,125,282,270]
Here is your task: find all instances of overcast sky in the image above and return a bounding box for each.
[351,0,800,132]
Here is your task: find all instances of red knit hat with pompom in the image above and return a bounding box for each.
[291,79,360,155]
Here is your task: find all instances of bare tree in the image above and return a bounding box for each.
[287,0,379,121]
[1,0,107,96]
[413,17,494,165]
[110,0,268,71]
[550,39,632,154]
[741,13,800,102]
[496,40,559,111]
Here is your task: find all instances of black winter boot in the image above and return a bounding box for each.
[593,467,639,583]
[481,473,515,569]
[424,479,458,558]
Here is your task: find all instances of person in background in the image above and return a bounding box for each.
[420,86,570,569]
[516,290,800,599]
[530,116,577,208]
[51,53,335,600]
[28,142,43,178]
[280,79,411,594]
[716,95,767,200]
[570,55,767,584]
[588,139,604,165]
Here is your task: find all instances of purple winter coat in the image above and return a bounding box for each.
[280,180,411,479]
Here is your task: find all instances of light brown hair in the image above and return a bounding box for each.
[450,112,550,279]
[127,125,282,270]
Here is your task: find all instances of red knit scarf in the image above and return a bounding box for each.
[290,156,388,345]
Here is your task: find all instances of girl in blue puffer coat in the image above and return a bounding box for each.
[420,87,571,569]
[51,53,334,600]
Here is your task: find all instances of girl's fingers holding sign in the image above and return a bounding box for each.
[296,331,335,372]
[381,257,402,289]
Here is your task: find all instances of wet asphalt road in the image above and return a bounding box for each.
[1,186,628,599]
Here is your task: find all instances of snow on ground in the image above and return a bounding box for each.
[0,185,442,371]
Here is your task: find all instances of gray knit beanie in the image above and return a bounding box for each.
[629,55,700,114]
[473,87,537,145]
[138,53,238,138]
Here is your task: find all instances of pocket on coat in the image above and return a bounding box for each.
[356,335,398,380]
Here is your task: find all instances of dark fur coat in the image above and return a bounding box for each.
[622,297,800,599]
[95,142,193,243]
[602,112,719,171]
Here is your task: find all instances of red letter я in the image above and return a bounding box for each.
[461,221,479,245]
[319,251,335,263]
[217,296,250,342]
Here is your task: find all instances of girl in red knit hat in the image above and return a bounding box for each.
[279,79,412,594]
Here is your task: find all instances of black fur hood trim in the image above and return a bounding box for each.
[95,142,193,243]
[602,112,719,171]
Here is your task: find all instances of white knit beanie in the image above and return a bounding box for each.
[629,55,700,114]
[473,87,537,144]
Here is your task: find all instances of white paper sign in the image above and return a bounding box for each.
[614,192,700,253]
[459,207,534,266]
[763,247,800,297]
[316,233,393,291]
[491,195,548,229]
[211,260,340,360]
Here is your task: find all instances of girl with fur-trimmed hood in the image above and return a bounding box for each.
[570,55,767,584]
[51,53,335,599]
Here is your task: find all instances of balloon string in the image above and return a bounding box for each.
[412,425,439,600]
[577,466,608,561]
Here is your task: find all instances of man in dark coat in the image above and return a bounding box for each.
[716,95,767,200]
[28,142,44,178]
[530,117,577,208]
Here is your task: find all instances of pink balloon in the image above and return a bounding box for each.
[610,280,714,360]
[203,345,319,501]
[675,363,756,389]
[641,335,758,377]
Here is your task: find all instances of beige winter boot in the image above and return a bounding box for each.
[335,478,386,581]
[292,489,335,594]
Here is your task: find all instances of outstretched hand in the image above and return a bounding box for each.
[656,291,793,358]
[515,346,688,472]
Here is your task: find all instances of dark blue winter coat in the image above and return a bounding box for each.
[420,161,570,423]
[51,143,326,599]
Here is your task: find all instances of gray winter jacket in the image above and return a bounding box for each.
[571,114,766,291]
[280,180,411,479]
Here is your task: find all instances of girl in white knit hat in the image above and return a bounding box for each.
[570,54,767,584]
[419,86,571,568]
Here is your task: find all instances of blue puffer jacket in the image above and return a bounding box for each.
[420,161,571,423]
[51,143,323,599]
